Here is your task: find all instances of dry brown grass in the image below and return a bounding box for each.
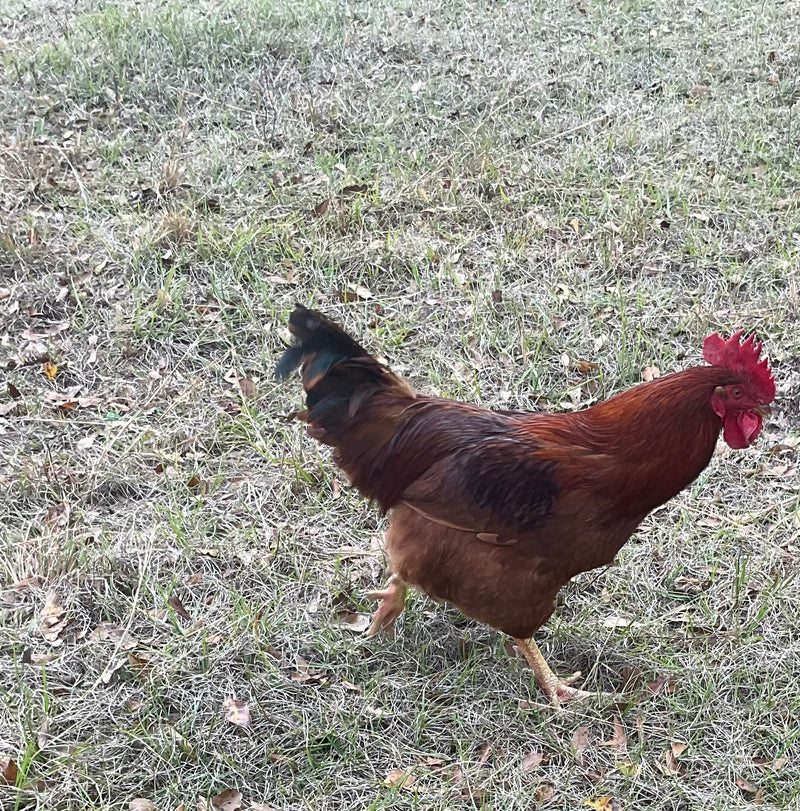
[1,0,799,809]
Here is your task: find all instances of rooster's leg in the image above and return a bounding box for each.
[513,637,594,708]
[365,575,408,636]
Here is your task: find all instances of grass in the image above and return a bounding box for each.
[1,0,799,808]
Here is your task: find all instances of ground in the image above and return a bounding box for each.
[1,0,799,809]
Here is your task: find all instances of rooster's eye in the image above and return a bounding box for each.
[731,387,742,398]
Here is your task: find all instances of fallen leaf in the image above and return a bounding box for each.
[223,698,251,728]
[577,360,600,373]
[340,680,363,693]
[40,591,68,644]
[238,378,256,398]
[615,760,638,777]
[330,610,371,633]
[289,654,329,684]
[584,798,623,811]
[43,361,58,380]
[0,287,10,301]
[671,741,687,758]
[167,595,191,620]
[646,675,677,696]
[340,184,369,195]
[735,777,758,794]
[335,284,373,303]
[46,502,70,529]
[572,726,591,764]
[382,768,415,789]
[187,573,203,586]
[129,799,156,811]
[0,757,18,785]
[567,218,580,233]
[535,783,555,803]
[642,366,661,382]
[770,756,788,771]
[476,742,492,765]
[689,83,712,97]
[521,751,544,772]
[658,748,683,777]
[76,434,96,451]
[598,717,626,748]
[311,198,330,217]
[89,623,138,650]
[212,789,243,811]
[186,475,206,494]
[10,576,43,592]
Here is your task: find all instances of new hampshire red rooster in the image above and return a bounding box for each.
[277,306,774,706]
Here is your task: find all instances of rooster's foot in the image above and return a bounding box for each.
[513,637,621,709]
[365,575,407,636]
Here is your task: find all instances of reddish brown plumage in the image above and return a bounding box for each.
[278,306,774,642]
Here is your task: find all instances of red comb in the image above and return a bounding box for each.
[703,330,775,402]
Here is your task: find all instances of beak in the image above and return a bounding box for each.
[753,404,771,418]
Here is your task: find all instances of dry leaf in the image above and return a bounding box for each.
[0,286,10,301]
[212,789,243,811]
[572,726,591,764]
[89,623,138,650]
[567,218,580,233]
[615,760,638,777]
[129,799,156,811]
[577,360,600,373]
[43,361,58,380]
[311,198,330,217]
[521,751,544,772]
[186,475,206,494]
[642,366,661,382]
[382,768,415,789]
[223,698,251,728]
[340,680,363,693]
[598,717,626,748]
[536,783,555,803]
[238,378,256,398]
[689,83,712,97]
[330,611,371,632]
[584,798,623,811]
[76,434,96,451]
[646,675,677,695]
[46,502,70,529]
[671,741,687,758]
[335,284,373,303]
[735,777,758,794]
[659,748,683,777]
[476,742,492,765]
[40,591,68,644]
[167,595,191,620]
[0,757,18,786]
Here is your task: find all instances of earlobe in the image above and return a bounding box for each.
[710,387,727,420]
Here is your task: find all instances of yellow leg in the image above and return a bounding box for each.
[365,575,407,636]
[514,636,595,708]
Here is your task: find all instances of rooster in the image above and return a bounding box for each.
[277,305,775,706]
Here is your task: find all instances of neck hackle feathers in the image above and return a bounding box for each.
[702,330,775,402]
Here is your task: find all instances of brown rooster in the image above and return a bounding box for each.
[277,305,775,706]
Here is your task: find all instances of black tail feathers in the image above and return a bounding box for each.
[275,304,369,384]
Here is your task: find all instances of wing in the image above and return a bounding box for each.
[384,403,600,545]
